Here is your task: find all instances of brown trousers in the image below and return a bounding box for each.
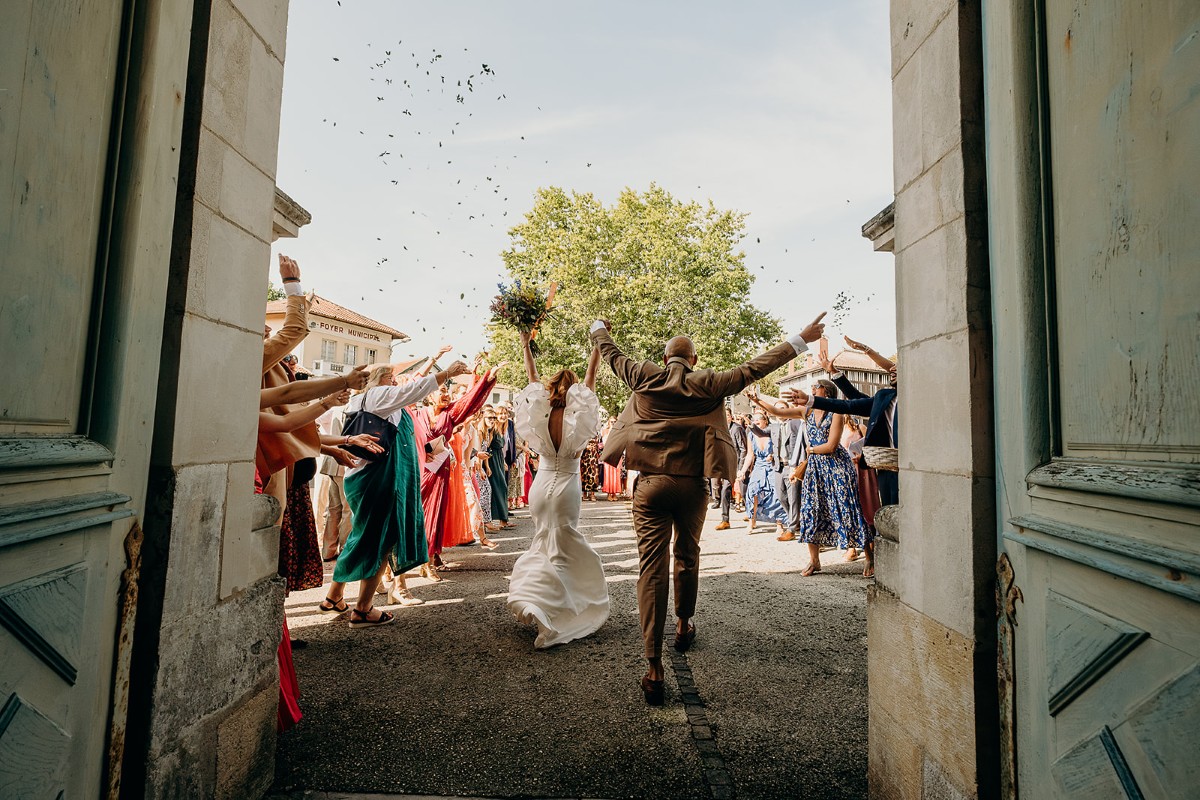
[631,474,709,658]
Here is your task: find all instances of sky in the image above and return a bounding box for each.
[270,0,896,363]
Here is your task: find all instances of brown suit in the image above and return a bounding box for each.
[590,328,802,657]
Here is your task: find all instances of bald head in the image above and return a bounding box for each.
[664,336,697,366]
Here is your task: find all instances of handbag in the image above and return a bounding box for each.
[340,407,396,462]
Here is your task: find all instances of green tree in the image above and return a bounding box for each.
[267,281,286,301]
[488,185,784,414]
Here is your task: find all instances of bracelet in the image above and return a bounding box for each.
[282,277,300,283]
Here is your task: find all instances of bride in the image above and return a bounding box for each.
[507,330,609,647]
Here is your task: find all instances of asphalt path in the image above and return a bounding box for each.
[272,496,868,800]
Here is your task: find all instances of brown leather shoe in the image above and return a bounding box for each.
[673,623,696,653]
[640,674,665,706]
[777,530,796,541]
[714,521,731,531]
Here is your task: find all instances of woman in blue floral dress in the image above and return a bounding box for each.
[747,380,870,576]
[740,412,789,534]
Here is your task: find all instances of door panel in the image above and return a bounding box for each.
[0,1,124,435]
[0,1,145,797]
[1045,0,1200,464]
[988,1,1200,796]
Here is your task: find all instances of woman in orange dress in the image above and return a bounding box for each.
[441,426,476,548]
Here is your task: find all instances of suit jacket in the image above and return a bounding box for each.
[810,372,898,448]
[729,421,747,466]
[257,293,320,477]
[769,421,793,473]
[591,329,800,481]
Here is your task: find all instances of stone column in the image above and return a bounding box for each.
[868,1,997,798]
[123,1,292,797]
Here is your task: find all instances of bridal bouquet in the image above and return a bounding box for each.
[490,279,557,353]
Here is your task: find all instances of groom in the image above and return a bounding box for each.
[590,313,827,704]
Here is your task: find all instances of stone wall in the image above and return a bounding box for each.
[870,1,997,798]
[123,0,291,797]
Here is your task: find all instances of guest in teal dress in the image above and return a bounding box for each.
[318,361,470,627]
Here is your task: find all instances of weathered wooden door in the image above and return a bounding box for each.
[987,1,1200,797]
[1,1,184,795]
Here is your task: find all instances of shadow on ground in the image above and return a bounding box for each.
[272,501,867,799]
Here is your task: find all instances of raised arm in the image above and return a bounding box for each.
[844,335,895,371]
[520,330,539,384]
[259,365,369,408]
[262,255,310,373]
[589,322,649,391]
[430,367,499,435]
[707,312,827,398]
[584,344,600,390]
[746,384,806,420]
[257,389,348,433]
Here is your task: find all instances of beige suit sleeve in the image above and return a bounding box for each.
[704,342,799,399]
[262,294,309,373]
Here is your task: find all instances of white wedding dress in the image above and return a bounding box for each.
[507,381,609,648]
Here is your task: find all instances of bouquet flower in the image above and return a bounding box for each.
[490,279,557,353]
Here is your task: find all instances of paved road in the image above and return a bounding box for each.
[272,498,868,800]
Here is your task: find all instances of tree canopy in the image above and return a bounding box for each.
[487,185,784,414]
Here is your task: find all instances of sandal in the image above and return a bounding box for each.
[863,561,875,579]
[800,562,822,577]
[348,608,394,628]
[318,597,349,614]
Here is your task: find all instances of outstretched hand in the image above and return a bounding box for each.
[445,360,472,378]
[843,334,870,353]
[344,363,370,390]
[322,389,351,409]
[331,448,360,468]
[345,433,384,454]
[783,387,809,405]
[798,312,827,343]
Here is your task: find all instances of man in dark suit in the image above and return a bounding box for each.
[591,312,826,704]
[786,336,898,505]
[714,407,746,530]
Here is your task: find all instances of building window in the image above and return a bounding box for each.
[492,392,500,404]
[321,339,337,361]
[366,348,377,364]
[344,344,358,365]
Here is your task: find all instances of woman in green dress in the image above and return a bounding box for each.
[486,411,512,526]
[318,360,470,627]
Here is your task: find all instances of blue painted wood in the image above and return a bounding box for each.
[0,436,114,470]
[0,491,131,527]
[0,509,135,550]
[1098,726,1145,800]
[1046,592,1148,716]
[1011,513,1200,575]
[1028,460,1200,509]
[0,564,88,686]
[0,692,70,798]
[1125,666,1200,795]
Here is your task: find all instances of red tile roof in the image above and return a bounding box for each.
[265,293,409,340]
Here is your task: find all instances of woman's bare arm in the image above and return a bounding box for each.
[520,330,539,384]
[584,345,600,390]
[257,391,346,434]
[259,367,367,408]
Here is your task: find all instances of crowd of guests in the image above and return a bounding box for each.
[255,256,536,729]
[255,256,898,728]
[704,338,899,579]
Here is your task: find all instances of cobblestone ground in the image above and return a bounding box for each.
[271,496,868,800]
